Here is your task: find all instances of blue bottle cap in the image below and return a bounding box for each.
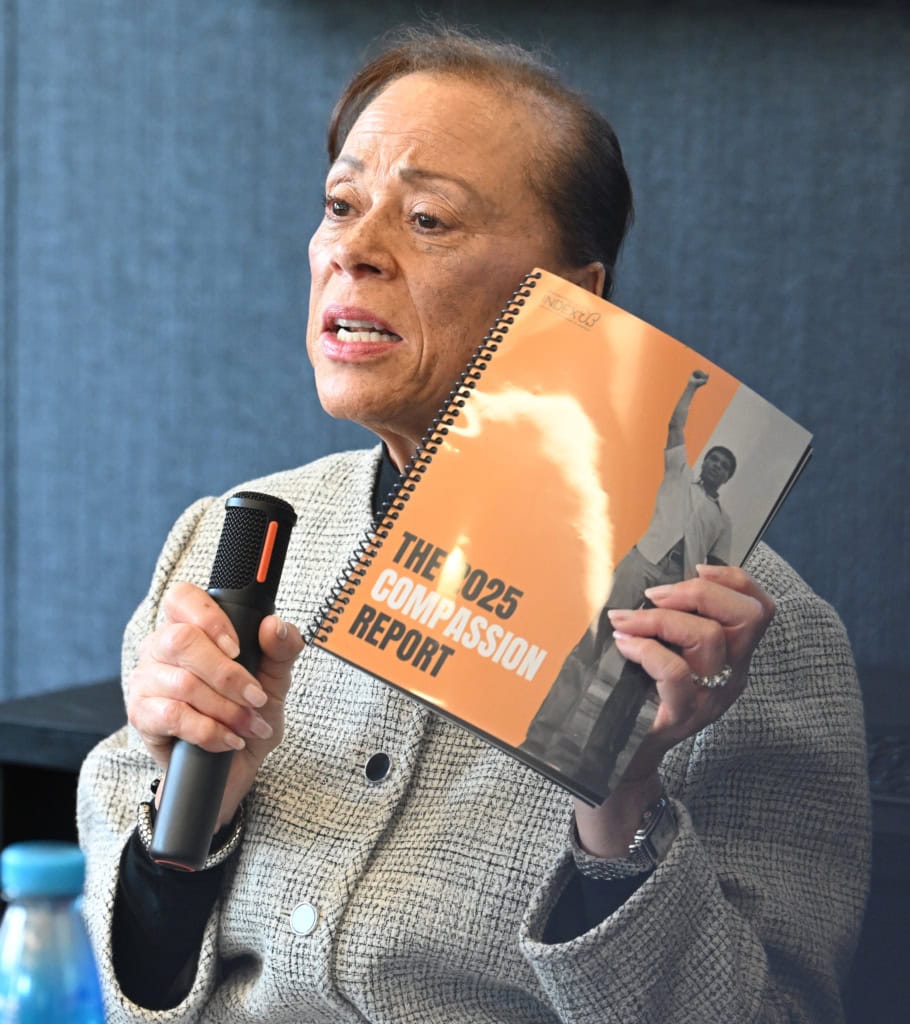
[0,841,86,899]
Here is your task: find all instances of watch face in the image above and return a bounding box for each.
[643,798,679,863]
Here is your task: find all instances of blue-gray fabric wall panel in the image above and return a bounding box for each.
[4,2,372,696]
[1,0,906,698]
[1,0,15,698]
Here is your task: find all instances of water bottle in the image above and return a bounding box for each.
[0,842,105,1023]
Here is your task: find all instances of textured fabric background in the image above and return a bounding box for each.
[1,0,906,698]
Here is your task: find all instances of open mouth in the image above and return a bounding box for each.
[332,317,402,343]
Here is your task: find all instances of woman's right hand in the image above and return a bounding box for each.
[126,581,304,828]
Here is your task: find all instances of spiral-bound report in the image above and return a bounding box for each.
[310,269,812,804]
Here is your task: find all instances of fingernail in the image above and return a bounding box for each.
[225,733,246,751]
[612,629,633,641]
[607,609,631,624]
[643,584,673,600]
[275,615,288,641]
[243,683,268,708]
[248,713,274,740]
[217,634,241,659]
[695,563,721,576]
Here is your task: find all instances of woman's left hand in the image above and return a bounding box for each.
[574,563,775,858]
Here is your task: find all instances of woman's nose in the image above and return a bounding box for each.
[329,210,396,279]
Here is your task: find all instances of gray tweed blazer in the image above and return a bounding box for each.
[77,446,870,1023]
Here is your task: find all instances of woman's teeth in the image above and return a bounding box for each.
[335,318,400,342]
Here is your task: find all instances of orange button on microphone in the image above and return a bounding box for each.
[256,520,279,583]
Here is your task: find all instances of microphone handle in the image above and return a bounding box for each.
[149,598,268,871]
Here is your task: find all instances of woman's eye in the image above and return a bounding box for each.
[324,194,351,217]
[413,211,442,231]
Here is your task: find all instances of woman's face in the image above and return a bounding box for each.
[306,72,591,468]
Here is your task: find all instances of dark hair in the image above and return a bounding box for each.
[327,26,633,297]
[704,446,737,479]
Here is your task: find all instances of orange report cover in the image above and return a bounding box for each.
[310,269,812,804]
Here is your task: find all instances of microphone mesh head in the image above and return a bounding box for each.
[208,505,268,590]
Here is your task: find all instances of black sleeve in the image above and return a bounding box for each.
[542,868,652,944]
[112,828,228,1010]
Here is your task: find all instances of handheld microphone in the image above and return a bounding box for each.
[150,491,297,871]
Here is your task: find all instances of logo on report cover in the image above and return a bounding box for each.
[542,292,601,330]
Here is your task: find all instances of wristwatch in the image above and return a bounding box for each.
[572,793,679,881]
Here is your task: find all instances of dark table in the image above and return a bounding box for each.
[0,679,126,850]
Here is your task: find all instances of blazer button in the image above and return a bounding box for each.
[290,902,318,935]
[364,752,391,783]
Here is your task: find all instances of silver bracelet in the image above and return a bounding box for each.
[136,799,245,871]
[571,793,678,881]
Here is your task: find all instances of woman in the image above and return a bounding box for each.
[78,28,869,1023]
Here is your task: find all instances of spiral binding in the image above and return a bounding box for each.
[307,271,541,645]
